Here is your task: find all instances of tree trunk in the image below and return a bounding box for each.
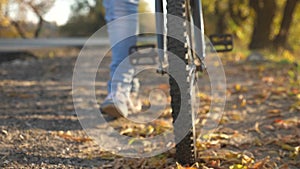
[273,0,299,49]
[249,0,276,50]
[27,2,44,38]
[11,21,27,39]
[34,16,44,38]
[229,0,249,26]
[215,1,227,34]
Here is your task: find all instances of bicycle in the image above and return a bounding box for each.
[131,0,233,166]
[74,0,233,166]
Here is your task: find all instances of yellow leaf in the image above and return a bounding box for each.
[229,164,246,169]
[128,138,136,145]
[235,84,242,92]
[241,154,254,165]
[152,119,172,129]
[282,50,295,62]
[241,99,247,107]
[280,143,296,151]
[146,125,154,135]
[120,128,134,135]
[140,125,155,136]
[1,17,10,27]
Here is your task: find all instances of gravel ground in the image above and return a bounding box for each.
[0,49,299,168]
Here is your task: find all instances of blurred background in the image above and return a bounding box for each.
[0,0,299,57]
[0,1,299,168]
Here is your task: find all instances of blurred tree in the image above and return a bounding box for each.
[0,0,9,27]
[287,4,300,51]
[214,0,227,34]
[273,0,299,49]
[249,0,299,50]
[60,0,106,36]
[26,0,55,37]
[0,0,55,38]
[0,0,20,37]
[249,0,277,50]
[60,0,152,36]
[203,0,299,51]
[212,0,250,33]
[228,0,249,27]
[202,0,252,42]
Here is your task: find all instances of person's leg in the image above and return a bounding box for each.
[101,0,140,117]
[103,0,139,94]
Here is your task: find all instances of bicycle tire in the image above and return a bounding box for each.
[167,0,196,166]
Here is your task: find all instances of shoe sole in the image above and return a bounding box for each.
[100,104,124,118]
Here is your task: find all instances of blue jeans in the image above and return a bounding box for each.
[103,0,140,94]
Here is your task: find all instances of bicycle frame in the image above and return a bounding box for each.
[155,0,206,74]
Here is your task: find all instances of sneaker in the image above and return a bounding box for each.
[100,92,128,118]
[127,92,142,113]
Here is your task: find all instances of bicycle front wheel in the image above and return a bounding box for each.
[167,0,196,166]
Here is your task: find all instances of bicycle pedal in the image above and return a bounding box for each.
[209,34,233,52]
[129,44,158,66]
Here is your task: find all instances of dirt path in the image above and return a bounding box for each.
[0,50,299,168]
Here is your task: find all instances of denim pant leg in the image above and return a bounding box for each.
[103,0,139,94]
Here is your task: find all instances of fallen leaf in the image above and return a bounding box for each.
[267,109,281,114]
[241,153,254,165]
[263,125,275,131]
[152,119,172,129]
[1,130,8,136]
[229,164,245,169]
[7,92,35,99]
[254,122,263,135]
[197,92,211,102]
[128,138,136,145]
[209,160,221,168]
[140,125,155,136]
[241,99,247,107]
[262,76,274,84]
[279,163,289,169]
[57,131,92,143]
[142,99,151,107]
[273,118,299,128]
[120,128,134,135]
[290,101,300,111]
[158,84,169,91]
[250,157,270,169]
[276,142,296,151]
[232,105,238,109]
[253,137,263,146]
[176,162,198,169]
[207,133,232,140]
[271,87,287,95]
[235,84,242,92]
[274,119,283,123]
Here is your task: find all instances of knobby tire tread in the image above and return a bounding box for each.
[167,0,195,166]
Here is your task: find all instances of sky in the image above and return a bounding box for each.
[44,0,74,25]
[44,0,155,26]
